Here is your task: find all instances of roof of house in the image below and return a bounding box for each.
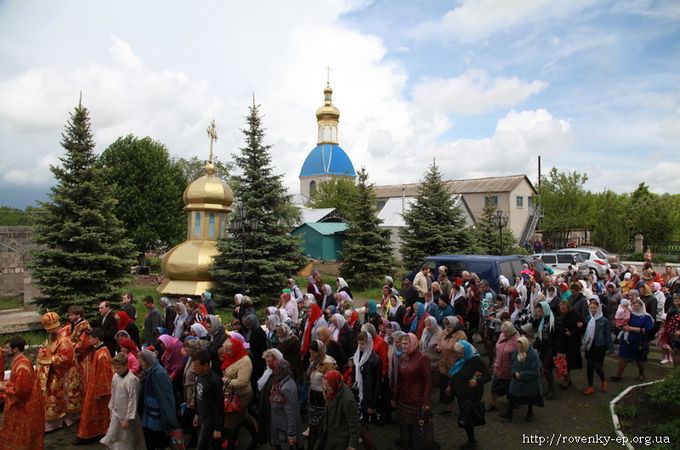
[377,195,476,228]
[373,174,536,198]
[293,222,347,236]
[300,208,337,224]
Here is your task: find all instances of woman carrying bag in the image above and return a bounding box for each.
[220,337,257,450]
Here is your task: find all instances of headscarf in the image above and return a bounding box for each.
[221,337,249,370]
[159,297,170,308]
[323,370,344,402]
[257,348,284,391]
[207,315,222,337]
[448,340,480,376]
[516,336,531,362]
[302,303,323,354]
[116,311,134,331]
[443,316,462,336]
[500,321,517,336]
[322,284,333,296]
[347,309,359,327]
[184,338,209,358]
[228,331,250,350]
[499,275,510,289]
[405,332,419,356]
[582,299,603,351]
[387,322,402,345]
[190,323,208,338]
[266,314,281,332]
[330,313,346,341]
[138,349,158,368]
[276,323,294,342]
[420,316,442,350]
[367,300,378,315]
[537,301,555,340]
[119,338,139,356]
[243,314,260,341]
[158,335,185,375]
[338,291,352,303]
[352,333,374,402]
[387,294,402,318]
[278,308,290,324]
[630,299,652,318]
[337,277,349,290]
[409,302,425,333]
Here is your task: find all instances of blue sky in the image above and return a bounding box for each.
[0,0,678,208]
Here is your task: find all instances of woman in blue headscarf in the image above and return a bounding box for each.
[404,302,430,340]
[446,340,490,449]
[532,300,557,399]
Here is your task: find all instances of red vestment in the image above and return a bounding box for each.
[36,327,74,423]
[77,344,113,439]
[0,353,45,450]
[67,320,92,415]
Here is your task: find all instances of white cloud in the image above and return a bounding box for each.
[411,0,598,42]
[435,109,571,177]
[412,69,548,115]
[4,152,58,186]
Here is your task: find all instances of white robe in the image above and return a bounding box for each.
[100,371,146,450]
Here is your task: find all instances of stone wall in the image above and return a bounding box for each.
[0,226,39,304]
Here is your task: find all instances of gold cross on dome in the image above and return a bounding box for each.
[325,66,332,86]
[207,120,218,163]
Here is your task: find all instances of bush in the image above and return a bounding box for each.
[146,257,162,273]
[623,252,680,264]
[647,367,680,410]
[653,418,680,450]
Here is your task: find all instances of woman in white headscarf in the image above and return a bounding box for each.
[172,302,188,339]
[611,298,654,382]
[336,277,353,300]
[581,299,614,395]
[350,331,380,450]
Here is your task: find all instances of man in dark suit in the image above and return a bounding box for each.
[98,300,118,355]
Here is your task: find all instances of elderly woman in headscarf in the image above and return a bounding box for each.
[349,331,380,450]
[265,313,281,348]
[500,336,543,422]
[316,325,347,372]
[314,370,360,450]
[221,336,258,450]
[180,338,209,448]
[115,310,141,348]
[255,349,284,446]
[403,302,430,340]
[157,335,186,382]
[392,333,431,449]
[204,314,227,376]
[532,300,556,399]
[275,323,303,380]
[138,350,178,450]
[436,316,467,415]
[268,359,303,449]
[242,314,267,391]
[321,283,335,311]
[419,316,443,394]
[581,298,614,395]
[489,321,520,411]
[330,312,356,360]
[555,300,583,390]
[611,298,654,382]
[388,329,406,394]
[118,337,142,376]
[447,340,490,449]
[306,339,338,449]
[172,302,188,339]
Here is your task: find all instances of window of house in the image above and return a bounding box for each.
[516,196,524,207]
[376,200,386,211]
[485,196,498,207]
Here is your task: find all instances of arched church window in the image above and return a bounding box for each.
[310,180,317,197]
[209,212,216,238]
[194,212,201,237]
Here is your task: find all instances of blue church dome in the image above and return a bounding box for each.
[299,143,356,177]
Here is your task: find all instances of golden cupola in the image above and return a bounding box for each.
[158,121,233,296]
[315,83,340,145]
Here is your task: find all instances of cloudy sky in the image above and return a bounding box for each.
[1,0,679,208]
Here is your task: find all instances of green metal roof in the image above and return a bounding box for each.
[295,222,347,235]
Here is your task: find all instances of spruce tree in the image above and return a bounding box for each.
[339,168,394,290]
[212,102,305,307]
[29,98,135,318]
[399,160,474,270]
[474,203,517,255]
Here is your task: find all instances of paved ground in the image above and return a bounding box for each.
[40,344,673,450]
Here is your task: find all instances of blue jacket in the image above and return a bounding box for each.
[509,348,542,398]
[141,360,178,431]
[583,315,614,353]
[431,303,454,326]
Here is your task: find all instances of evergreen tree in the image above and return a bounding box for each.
[474,203,517,255]
[29,99,135,318]
[399,160,474,270]
[339,168,394,290]
[212,102,305,307]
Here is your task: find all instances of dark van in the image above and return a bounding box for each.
[407,255,527,293]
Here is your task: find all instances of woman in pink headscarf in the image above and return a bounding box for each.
[157,334,186,381]
[392,332,431,449]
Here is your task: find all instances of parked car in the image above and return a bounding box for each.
[574,246,620,268]
[533,252,590,277]
[555,248,611,278]
[406,255,527,293]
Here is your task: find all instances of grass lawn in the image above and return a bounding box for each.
[0,295,24,310]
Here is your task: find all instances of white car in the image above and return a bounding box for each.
[555,248,611,278]
[533,252,589,277]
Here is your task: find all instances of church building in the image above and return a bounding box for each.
[298,82,356,200]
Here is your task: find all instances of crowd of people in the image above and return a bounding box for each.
[0,263,679,450]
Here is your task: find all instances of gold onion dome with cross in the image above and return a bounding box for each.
[158,120,234,296]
